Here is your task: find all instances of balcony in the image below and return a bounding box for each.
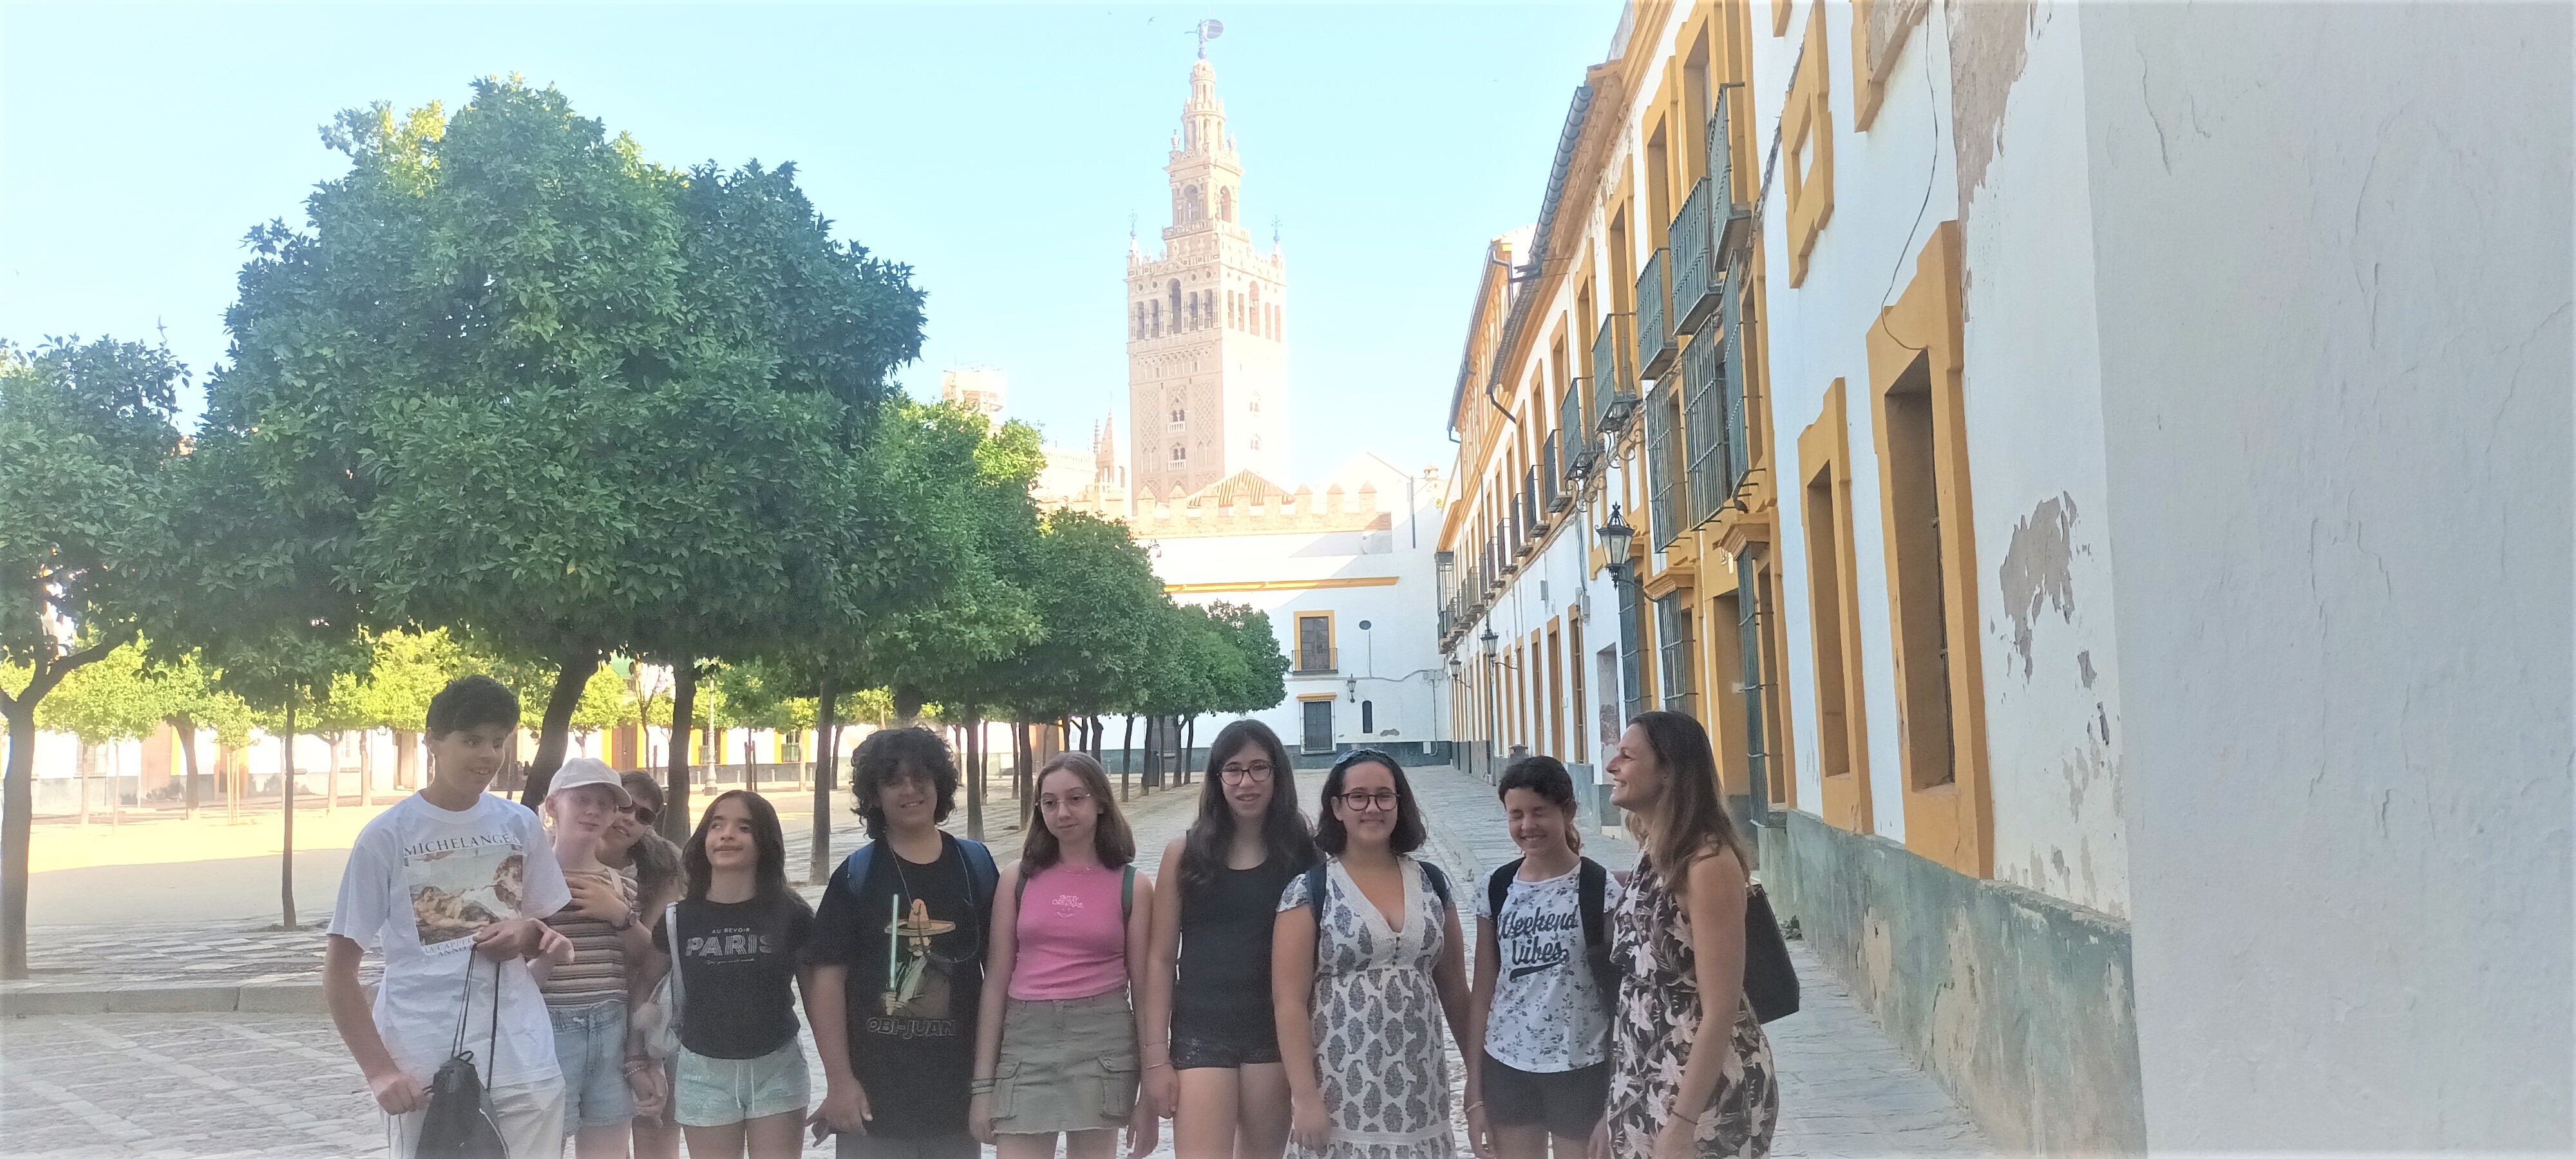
[1293,647,1339,675]
[1710,84,1754,260]
[1560,378,1598,478]
[1637,249,1678,379]
[1681,308,1732,529]
[1592,313,1640,433]
[1645,381,1683,551]
[1672,178,1721,332]
[1544,433,1571,513]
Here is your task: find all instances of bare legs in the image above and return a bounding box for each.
[998,1127,1118,1158]
[681,1109,802,1159]
[1175,1064,1292,1159]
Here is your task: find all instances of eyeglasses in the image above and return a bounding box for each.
[624,805,657,825]
[1220,762,1274,784]
[1336,790,1400,812]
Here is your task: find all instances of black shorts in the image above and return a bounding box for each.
[1478,1053,1609,1139]
[1170,1019,1282,1069]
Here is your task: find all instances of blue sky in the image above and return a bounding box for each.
[1,2,1609,482]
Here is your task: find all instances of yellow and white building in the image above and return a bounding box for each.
[1437,0,2569,1150]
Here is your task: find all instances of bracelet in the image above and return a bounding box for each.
[969,1079,996,1095]
[1464,1101,1485,1113]
[612,909,635,932]
[1144,1062,1173,1071]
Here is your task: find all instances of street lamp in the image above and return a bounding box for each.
[1479,625,1499,658]
[1597,504,1637,586]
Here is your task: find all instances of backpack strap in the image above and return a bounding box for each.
[1300,861,1330,916]
[663,901,685,1019]
[956,839,999,913]
[1486,859,1524,925]
[1577,858,1607,951]
[1121,865,1136,921]
[837,843,878,897]
[1419,860,1454,914]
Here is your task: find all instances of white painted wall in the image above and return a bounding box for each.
[2076,2,2573,1145]
[1159,455,1447,755]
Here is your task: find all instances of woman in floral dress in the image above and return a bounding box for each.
[1600,713,1777,1159]
[1273,749,1472,1159]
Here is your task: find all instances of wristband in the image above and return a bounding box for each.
[969,1079,996,1095]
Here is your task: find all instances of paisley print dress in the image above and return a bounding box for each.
[1604,856,1777,1158]
[1278,856,1455,1159]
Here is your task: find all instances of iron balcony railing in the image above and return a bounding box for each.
[1672,178,1721,333]
[1681,305,1732,529]
[1560,377,1598,478]
[1711,82,1754,261]
[1636,248,1678,379]
[1543,433,1571,513]
[1592,313,1640,433]
[1645,380,1683,550]
[1293,646,1338,675]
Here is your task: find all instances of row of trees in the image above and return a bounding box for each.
[0,77,1283,979]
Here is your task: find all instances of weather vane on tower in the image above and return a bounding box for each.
[1195,19,1223,58]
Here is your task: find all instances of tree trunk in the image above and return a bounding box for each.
[964,715,984,841]
[2,699,38,979]
[281,703,298,930]
[1186,717,1198,782]
[1121,715,1135,800]
[521,650,601,807]
[663,662,697,843]
[358,730,374,807]
[325,732,341,813]
[174,717,202,817]
[393,730,418,790]
[811,673,840,887]
[745,733,757,791]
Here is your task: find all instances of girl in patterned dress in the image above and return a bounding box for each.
[1273,749,1473,1159]
[1598,713,1777,1159]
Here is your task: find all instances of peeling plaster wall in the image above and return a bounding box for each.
[1950,0,2131,919]
[2079,3,2574,1146]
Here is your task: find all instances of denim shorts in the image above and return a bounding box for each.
[548,999,635,1128]
[674,1039,808,1127]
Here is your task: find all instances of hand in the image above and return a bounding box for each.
[625,1064,666,1118]
[1290,1094,1332,1152]
[566,874,627,924]
[815,1079,871,1136]
[1652,1119,1695,1159]
[1125,1102,1159,1159]
[969,1092,994,1145]
[471,918,539,961]
[1142,1062,1177,1120]
[1465,1101,1494,1159]
[531,924,574,966]
[366,1068,426,1117]
[1587,1120,1611,1159]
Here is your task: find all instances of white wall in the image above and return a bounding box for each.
[2078,3,2573,1145]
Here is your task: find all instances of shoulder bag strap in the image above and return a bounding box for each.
[1486,860,1523,924]
[665,901,684,1020]
[1121,865,1136,921]
[1578,858,1607,950]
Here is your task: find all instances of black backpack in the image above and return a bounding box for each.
[413,954,506,1159]
[1486,857,1619,1017]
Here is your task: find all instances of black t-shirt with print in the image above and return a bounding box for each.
[657,894,813,1059]
[804,835,986,1139]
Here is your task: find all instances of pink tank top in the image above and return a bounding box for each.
[1010,863,1131,1000]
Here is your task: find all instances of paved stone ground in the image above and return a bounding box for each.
[0,764,1991,1156]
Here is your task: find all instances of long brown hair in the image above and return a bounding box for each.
[1021,751,1137,871]
[1625,711,1748,880]
[1180,720,1317,890]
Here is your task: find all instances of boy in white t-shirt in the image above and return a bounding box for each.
[325,674,575,1158]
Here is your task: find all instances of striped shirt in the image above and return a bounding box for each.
[540,869,636,1008]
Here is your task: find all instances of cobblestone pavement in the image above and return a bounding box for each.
[1,764,1989,1156]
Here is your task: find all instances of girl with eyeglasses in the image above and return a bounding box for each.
[1273,750,1472,1159]
[971,752,1159,1159]
[1141,721,1320,1159]
[1598,713,1777,1158]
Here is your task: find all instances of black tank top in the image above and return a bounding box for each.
[1173,855,1296,1041]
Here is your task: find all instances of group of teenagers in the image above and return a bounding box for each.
[325,674,1778,1159]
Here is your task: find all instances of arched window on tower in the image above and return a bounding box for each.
[1218,187,1234,222]
[1133,302,1145,339]
[1170,444,1188,464]
[1271,304,1282,340]
[1150,300,1161,337]
[1169,281,1182,331]
[1185,185,1202,222]
[1249,284,1262,337]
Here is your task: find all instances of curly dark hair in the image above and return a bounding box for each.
[425,674,518,739]
[848,726,960,841]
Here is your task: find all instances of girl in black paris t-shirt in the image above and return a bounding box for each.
[657,790,816,1158]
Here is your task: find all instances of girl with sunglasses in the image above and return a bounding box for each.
[1273,750,1471,1159]
[607,773,685,1159]
[1141,721,1319,1159]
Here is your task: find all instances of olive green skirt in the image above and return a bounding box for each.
[992,990,1140,1135]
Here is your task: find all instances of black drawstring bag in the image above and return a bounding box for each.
[1743,883,1799,1024]
[413,952,507,1159]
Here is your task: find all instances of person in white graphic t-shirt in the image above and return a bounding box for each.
[1464,757,1624,1159]
[325,674,575,1159]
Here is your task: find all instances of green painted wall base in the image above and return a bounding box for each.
[1761,810,2147,1153]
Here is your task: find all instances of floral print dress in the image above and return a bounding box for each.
[1604,856,1777,1158]
[1278,856,1455,1159]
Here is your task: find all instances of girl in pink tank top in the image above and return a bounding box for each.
[971,753,1160,1158]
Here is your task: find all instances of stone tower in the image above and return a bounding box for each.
[1126,54,1288,496]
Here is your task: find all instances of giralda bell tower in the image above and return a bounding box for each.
[1125,51,1289,497]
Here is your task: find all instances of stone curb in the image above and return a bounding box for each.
[3,980,334,1017]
